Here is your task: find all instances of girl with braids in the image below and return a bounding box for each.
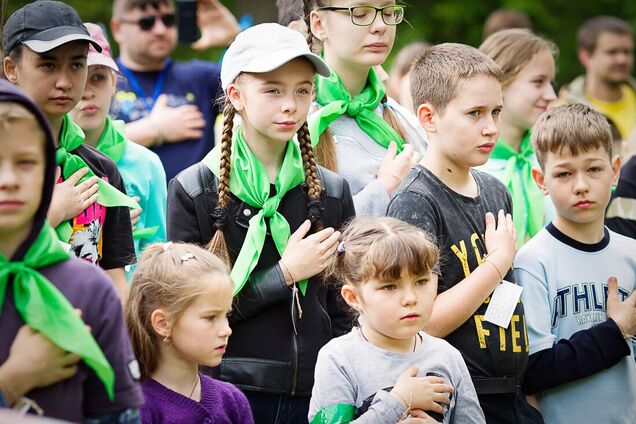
[305,0,426,216]
[167,23,355,424]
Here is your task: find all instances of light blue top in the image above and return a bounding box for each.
[118,141,167,279]
[514,227,636,424]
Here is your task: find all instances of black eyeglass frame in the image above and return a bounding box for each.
[317,5,405,26]
[119,13,176,31]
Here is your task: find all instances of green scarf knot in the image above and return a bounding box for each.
[95,117,127,164]
[55,115,140,242]
[490,131,544,245]
[202,127,308,295]
[309,67,404,151]
[0,224,115,400]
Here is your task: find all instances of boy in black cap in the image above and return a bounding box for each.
[3,0,138,299]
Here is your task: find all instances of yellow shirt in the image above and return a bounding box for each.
[588,84,636,139]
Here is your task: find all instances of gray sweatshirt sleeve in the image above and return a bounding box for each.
[352,179,391,217]
[309,342,407,424]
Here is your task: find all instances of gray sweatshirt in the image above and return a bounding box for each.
[309,329,485,424]
[319,99,427,217]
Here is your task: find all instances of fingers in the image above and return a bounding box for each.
[485,211,495,230]
[606,276,618,311]
[60,352,81,367]
[384,141,398,162]
[289,220,312,242]
[319,230,341,256]
[152,94,169,110]
[67,167,91,185]
[402,364,419,378]
[55,166,61,182]
[307,226,336,243]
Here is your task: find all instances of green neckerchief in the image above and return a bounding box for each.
[310,404,356,423]
[490,131,544,245]
[202,127,307,295]
[56,115,140,242]
[95,117,127,164]
[96,117,158,240]
[0,224,115,400]
[309,67,405,151]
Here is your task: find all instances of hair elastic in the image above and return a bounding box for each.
[337,241,346,254]
[180,253,195,263]
[162,241,173,252]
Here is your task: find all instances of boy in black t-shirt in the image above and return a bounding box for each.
[388,44,542,423]
[3,1,137,298]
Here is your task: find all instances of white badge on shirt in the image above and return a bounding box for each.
[484,280,523,329]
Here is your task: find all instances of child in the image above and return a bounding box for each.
[515,104,636,424]
[70,23,167,279]
[2,1,139,297]
[0,80,142,421]
[387,44,541,424]
[305,0,424,216]
[479,29,557,247]
[309,217,485,424]
[126,242,253,423]
[167,23,355,422]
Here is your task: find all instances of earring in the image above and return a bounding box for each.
[163,335,171,343]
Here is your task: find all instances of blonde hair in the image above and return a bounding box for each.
[0,102,44,138]
[410,43,503,114]
[303,0,408,172]
[125,242,231,381]
[480,29,558,87]
[328,217,438,287]
[532,103,613,169]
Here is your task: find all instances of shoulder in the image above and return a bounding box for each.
[421,332,462,358]
[172,162,216,199]
[515,229,553,269]
[125,140,163,168]
[318,166,348,199]
[318,331,358,360]
[204,376,247,402]
[473,168,507,189]
[393,165,438,200]
[174,59,220,76]
[608,229,636,251]
[75,144,120,176]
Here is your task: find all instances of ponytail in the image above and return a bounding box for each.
[297,121,324,230]
[381,94,408,142]
[206,99,235,267]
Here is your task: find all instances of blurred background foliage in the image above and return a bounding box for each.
[3,0,636,89]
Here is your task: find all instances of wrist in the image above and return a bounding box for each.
[0,363,31,405]
[148,115,165,146]
[484,252,512,278]
[278,260,296,286]
[378,175,400,197]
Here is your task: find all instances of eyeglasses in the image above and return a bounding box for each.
[317,5,405,26]
[119,13,176,31]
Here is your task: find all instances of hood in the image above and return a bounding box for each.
[0,80,57,261]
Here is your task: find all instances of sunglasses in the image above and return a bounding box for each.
[119,13,176,31]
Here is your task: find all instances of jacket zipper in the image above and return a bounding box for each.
[317,300,333,336]
[291,329,299,396]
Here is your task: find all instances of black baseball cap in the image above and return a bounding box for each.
[2,0,102,55]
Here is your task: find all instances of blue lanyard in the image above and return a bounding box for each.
[116,59,173,110]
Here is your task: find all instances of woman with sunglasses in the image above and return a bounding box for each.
[305,0,427,217]
[109,0,239,182]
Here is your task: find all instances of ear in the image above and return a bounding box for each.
[150,308,172,338]
[532,165,549,195]
[341,283,363,313]
[310,10,327,43]
[416,102,437,133]
[578,49,590,68]
[610,154,621,187]
[3,56,19,84]
[288,19,308,37]
[226,83,243,112]
[110,18,123,44]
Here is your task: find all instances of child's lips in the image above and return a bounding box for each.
[477,143,495,153]
[574,200,594,209]
[401,313,421,321]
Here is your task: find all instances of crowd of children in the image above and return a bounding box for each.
[0,1,634,424]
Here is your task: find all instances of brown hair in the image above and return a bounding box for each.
[389,41,430,85]
[577,16,633,54]
[532,103,613,169]
[277,0,305,27]
[303,0,408,172]
[113,0,173,17]
[328,217,438,287]
[125,242,230,381]
[207,93,324,266]
[483,9,533,40]
[480,29,558,87]
[411,43,504,114]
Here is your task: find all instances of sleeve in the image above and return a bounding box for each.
[100,165,136,270]
[138,154,168,250]
[231,385,255,424]
[167,177,208,245]
[514,266,631,395]
[448,349,486,424]
[308,344,405,424]
[352,180,390,217]
[83,274,143,415]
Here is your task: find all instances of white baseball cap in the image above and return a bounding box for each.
[221,23,330,91]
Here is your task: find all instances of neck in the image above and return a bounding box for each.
[360,327,417,354]
[119,49,167,72]
[83,121,107,149]
[499,121,526,153]
[48,114,65,147]
[0,224,33,260]
[552,215,606,245]
[585,75,624,102]
[421,144,478,196]
[152,348,200,400]
[241,127,287,183]
[323,50,370,96]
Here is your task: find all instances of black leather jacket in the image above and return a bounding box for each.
[167,162,356,396]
